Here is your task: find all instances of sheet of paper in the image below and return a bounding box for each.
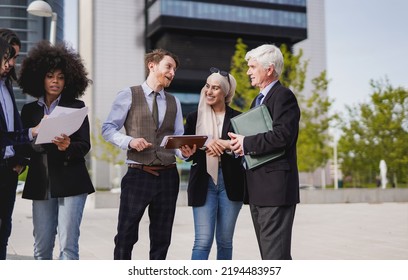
[35,106,89,144]
[48,105,80,118]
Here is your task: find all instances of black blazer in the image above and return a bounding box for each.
[243,81,300,206]
[184,106,245,207]
[0,79,30,164]
[18,96,94,200]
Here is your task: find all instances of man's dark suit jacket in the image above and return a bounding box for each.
[18,96,94,200]
[0,79,30,164]
[184,106,245,207]
[243,81,300,207]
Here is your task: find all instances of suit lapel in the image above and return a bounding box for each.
[221,106,233,138]
[0,80,8,127]
[250,81,281,108]
[0,79,21,131]
[11,95,23,131]
[262,81,281,105]
[0,98,6,129]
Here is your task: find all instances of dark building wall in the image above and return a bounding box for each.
[145,0,307,116]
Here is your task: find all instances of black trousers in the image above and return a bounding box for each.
[250,204,296,260]
[113,167,179,260]
[0,164,18,260]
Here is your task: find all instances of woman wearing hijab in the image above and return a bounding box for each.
[180,67,245,260]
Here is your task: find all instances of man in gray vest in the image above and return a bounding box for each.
[102,49,184,260]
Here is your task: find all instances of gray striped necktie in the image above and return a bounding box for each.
[152,91,159,128]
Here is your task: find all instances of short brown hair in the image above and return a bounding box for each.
[144,49,179,76]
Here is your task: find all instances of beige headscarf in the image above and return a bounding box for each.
[196,72,237,184]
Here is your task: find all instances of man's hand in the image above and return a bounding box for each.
[129,138,153,152]
[12,164,25,175]
[228,132,245,156]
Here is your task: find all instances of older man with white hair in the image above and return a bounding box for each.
[229,44,301,260]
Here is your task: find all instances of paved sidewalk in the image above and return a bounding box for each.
[6,193,408,260]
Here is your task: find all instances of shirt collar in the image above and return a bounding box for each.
[37,94,62,107]
[142,81,164,98]
[260,80,278,97]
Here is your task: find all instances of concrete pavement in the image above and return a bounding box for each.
[6,193,408,260]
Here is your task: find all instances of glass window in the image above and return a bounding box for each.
[248,0,306,6]
[149,0,306,28]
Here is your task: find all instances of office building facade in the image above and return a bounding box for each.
[146,0,307,115]
[79,0,308,188]
[2,1,328,189]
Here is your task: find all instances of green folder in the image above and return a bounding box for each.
[231,104,285,170]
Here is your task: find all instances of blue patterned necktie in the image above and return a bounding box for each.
[255,93,264,107]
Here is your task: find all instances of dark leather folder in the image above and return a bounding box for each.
[231,105,285,169]
[162,135,208,149]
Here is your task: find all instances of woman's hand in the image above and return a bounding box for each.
[205,139,229,157]
[31,124,39,138]
[31,114,48,138]
[52,134,71,151]
[180,144,197,158]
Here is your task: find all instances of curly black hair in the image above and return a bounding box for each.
[18,40,91,99]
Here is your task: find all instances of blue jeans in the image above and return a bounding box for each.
[192,168,242,260]
[32,193,87,260]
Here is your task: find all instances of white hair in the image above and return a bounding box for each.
[245,44,284,78]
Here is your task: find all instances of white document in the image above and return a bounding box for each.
[48,106,80,118]
[35,106,89,144]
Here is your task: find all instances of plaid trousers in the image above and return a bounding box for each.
[113,166,179,260]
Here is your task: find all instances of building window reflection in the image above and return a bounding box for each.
[149,0,306,28]
[249,0,306,5]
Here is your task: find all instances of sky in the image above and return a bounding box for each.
[325,0,408,114]
[64,0,408,115]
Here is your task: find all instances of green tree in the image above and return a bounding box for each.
[338,79,408,187]
[280,45,336,176]
[297,71,335,173]
[280,44,307,95]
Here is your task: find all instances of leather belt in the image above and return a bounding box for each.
[127,163,176,176]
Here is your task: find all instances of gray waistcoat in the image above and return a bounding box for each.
[124,85,177,165]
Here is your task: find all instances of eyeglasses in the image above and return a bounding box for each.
[210,67,231,90]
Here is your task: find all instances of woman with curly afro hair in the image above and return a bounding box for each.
[17,41,95,260]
